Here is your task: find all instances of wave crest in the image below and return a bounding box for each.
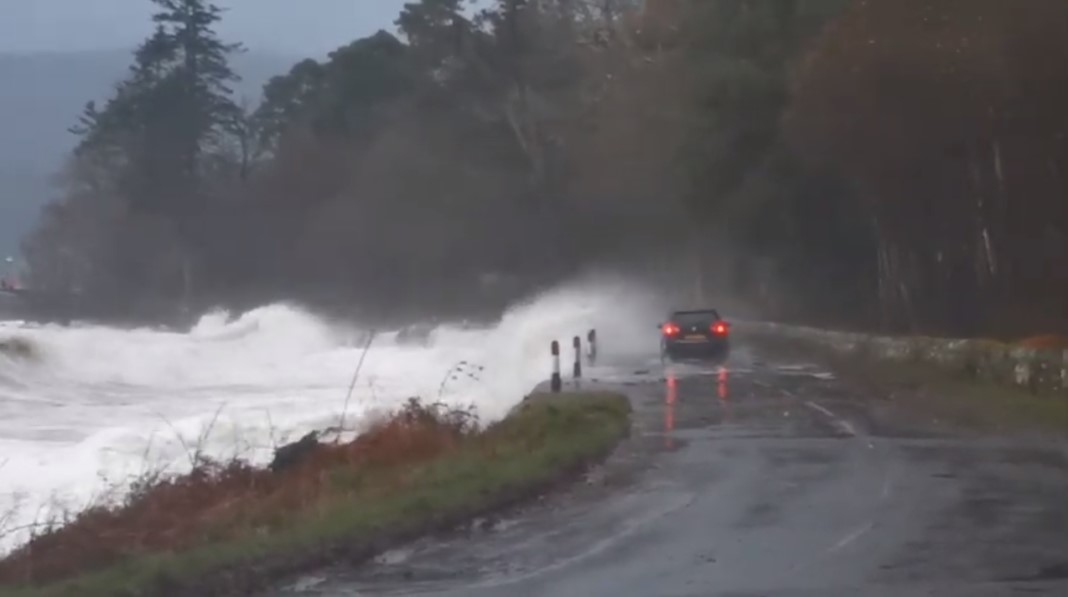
[0,276,663,554]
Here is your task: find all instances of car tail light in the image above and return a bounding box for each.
[711,321,729,336]
[662,323,680,336]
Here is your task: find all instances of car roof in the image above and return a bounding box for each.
[670,308,720,313]
[669,308,721,316]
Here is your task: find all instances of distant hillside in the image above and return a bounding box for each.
[0,49,294,256]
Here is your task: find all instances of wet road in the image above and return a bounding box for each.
[272,347,1068,597]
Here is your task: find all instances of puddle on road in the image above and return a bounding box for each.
[582,351,836,388]
[771,362,838,381]
[374,546,417,566]
[1033,562,1068,581]
[1003,561,1068,582]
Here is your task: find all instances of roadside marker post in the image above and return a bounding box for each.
[573,336,582,380]
[587,329,597,365]
[551,340,562,393]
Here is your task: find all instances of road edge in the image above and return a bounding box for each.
[738,322,1068,435]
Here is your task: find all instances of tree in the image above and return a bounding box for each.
[253,59,325,153]
[24,0,244,309]
[647,0,849,304]
[21,0,921,329]
[72,0,242,218]
[789,0,1068,334]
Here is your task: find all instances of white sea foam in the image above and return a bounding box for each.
[0,276,663,552]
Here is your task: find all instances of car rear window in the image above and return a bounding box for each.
[672,311,720,326]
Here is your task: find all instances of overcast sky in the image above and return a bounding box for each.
[0,0,413,57]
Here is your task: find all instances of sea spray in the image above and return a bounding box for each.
[0,276,663,552]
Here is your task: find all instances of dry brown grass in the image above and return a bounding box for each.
[1016,334,1068,350]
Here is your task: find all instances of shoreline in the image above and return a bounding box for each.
[0,392,632,597]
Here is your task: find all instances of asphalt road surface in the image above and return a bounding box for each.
[271,345,1068,597]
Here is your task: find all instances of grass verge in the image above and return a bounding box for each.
[743,332,1068,436]
[0,392,631,597]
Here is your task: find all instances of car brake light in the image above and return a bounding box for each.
[711,321,729,336]
[662,323,680,336]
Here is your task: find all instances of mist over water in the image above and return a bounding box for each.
[0,276,664,552]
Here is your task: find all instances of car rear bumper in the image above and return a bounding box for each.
[664,339,729,360]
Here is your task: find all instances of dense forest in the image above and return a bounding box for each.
[19,0,1068,337]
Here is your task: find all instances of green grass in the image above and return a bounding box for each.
[0,392,631,597]
[744,332,1068,436]
[835,356,1068,435]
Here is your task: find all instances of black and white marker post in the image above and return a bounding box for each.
[573,336,582,380]
[550,340,562,393]
[587,329,597,365]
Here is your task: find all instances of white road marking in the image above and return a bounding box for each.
[827,521,875,554]
[804,401,858,437]
[789,520,877,575]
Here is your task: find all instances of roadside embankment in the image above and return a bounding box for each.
[738,322,1068,435]
[0,392,631,597]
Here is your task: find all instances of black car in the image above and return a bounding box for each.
[659,308,730,362]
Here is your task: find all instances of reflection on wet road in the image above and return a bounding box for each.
[663,365,731,451]
[270,347,1068,597]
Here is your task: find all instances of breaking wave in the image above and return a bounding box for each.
[0,276,662,552]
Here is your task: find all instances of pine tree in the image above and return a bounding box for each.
[35,0,245,302]
[150,0,243,170]
[68,0,242,220]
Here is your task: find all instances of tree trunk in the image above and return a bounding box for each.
[967,142,995,287]
[504,85,547,192]
[872,227,915,333]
